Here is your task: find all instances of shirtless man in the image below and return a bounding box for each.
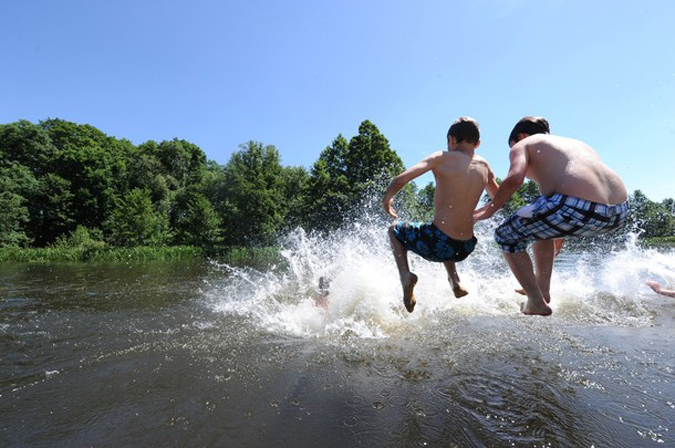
[474,116,629,316]
[383,117,498,312]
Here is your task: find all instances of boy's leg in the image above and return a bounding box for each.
[443,261,468,298]
[388,225,418,313]
[532,239,555,303]
[503,251,552,316]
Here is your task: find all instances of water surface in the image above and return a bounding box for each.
[1,227,674,447]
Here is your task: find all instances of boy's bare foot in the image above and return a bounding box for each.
[447,277,468,298]
[402,273,418,313]
[520,301,552,316]
[453,285,469,298]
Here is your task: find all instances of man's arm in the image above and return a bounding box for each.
[474,143,528,220]
[383,152,440,218]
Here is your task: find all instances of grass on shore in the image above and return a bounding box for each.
[0,245,282,264]
[0,246,204,263]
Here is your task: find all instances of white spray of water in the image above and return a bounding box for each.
[207,219,675,338]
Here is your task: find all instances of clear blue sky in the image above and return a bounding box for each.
[2,0,674,200]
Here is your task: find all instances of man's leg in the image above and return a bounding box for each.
[388,225,418,313]
[503,251,552,316]
[532,239,555,303]
[443,261,468,298]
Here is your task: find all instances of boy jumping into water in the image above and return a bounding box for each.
[383,117,498,313]
[474,117,629,316]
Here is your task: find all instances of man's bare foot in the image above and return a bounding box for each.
[515,288,550,303]
[402,273,418,313]
[520,301,552,316]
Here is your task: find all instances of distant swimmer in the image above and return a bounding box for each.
[646,280,675,298]
[474,117,629,316]
[312,276,330,309]
[383,117,499,313]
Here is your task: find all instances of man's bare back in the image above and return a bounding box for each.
[520,134,627,205]
[474,116,630,316]
[432,150,492,239]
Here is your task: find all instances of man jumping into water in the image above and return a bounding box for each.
[383,117,498,313]
[474,116,629,316]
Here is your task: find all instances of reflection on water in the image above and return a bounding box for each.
[1,223,674,447]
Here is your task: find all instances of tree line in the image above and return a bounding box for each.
[1,118,672,251]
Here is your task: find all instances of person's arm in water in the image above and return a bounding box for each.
[646,281,675,298]
[383,153,440,218]
[474,141,528,221]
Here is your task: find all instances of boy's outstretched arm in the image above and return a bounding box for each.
[474,143,528,221]
[486,165,500,199]
[382,153,439,218]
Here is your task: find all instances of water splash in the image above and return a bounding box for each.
[207,218,675,338]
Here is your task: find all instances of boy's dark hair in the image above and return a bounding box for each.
[447,117,480,145]
[508,116,550,145]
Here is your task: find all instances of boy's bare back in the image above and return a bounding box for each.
[432,150,491,240]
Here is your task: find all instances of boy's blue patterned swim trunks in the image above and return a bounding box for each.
[495,194,629,253]
[392,221,477,263]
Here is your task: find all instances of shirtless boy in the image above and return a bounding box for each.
[474,116,629,316]
[383,117,498,313]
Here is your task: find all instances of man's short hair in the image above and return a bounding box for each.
[508,116,550,145]
[447,117,480,145]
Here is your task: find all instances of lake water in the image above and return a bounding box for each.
[2,223,675,447]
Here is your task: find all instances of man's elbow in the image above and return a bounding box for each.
[503,174,525,189]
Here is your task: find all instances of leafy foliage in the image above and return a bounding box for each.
[303,121,405,231]
[1,117,672,255]
[105,188,171,247]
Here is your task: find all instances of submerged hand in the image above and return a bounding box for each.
[646,280,663,293]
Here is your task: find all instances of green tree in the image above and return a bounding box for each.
[28,174,76,246]
[0,174,30,247]
[220,141,285,246]
[345,120,404,188]
[630,190,675,238]
[412,182,436,222]
[0,120,55,177]
[302,135,352,230]
[105,188,171,247]
[170,188,222,248]
[39,119,133,233]
[303,121,405,231]
[151,138,207,188]
[280,165,310,230]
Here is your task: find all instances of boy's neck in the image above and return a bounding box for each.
[448,142,476,155]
